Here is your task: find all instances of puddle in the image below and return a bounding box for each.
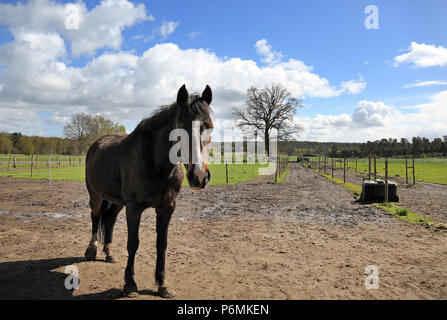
[42,212,69,219]
[0,210,80,220]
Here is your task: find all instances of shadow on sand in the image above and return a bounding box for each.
[0,257,158,300]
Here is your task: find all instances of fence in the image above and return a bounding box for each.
[0,154,86,177]
[305,156,398,203]
[304,155,447,186]
[275,156,289,183]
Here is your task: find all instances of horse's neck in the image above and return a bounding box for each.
[147,123,177,174]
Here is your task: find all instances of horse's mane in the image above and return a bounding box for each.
[135,93,210,134]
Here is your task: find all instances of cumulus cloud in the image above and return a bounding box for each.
[255,39,283,65]
[0,0,149,57]
[295,91,447,142]
[0,1,365,137]
[340,76,366,94]
[352,100,392,127]
[394,42,447,68]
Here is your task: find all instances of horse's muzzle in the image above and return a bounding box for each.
[187,166,210,190]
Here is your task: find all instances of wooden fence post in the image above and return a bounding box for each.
[373,154,377,181]
[412,157,415,185]
[405,158,408,185]
[49,152,52,186]
[30,154,34,177]
[7,154,12,172]
[331,158,334,179]
[343,158,346,183]
[368,154,371,180]
[13,155,16,168]
[226,162,229,184]
[385,158,389,204]
[355,157,358,173]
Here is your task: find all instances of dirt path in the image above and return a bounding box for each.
[1,164,446,299]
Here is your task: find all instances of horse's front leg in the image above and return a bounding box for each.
[155,201,175,298]
[122,204,143,298]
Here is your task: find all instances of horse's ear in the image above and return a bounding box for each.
[177,84,188,106]
[202,85,212,105]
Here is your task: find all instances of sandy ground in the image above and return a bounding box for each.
[0,163,446,299]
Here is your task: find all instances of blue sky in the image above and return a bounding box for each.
[0,0,446,142]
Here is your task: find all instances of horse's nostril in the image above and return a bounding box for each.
[206,169,211,182]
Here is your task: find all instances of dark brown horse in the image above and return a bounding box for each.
[84,85,213,298]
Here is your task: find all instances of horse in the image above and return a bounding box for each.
[83,84,213,298]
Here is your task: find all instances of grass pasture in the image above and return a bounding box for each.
[308,156,447,185]
[0,154,84,170]
[0,161,268,186]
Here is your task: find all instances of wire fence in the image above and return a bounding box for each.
[0,154,85,172]
[303,155,447,186]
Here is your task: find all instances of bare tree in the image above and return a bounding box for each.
[232,83,303,155]
[64,113,126,154]
[64,113,93,155]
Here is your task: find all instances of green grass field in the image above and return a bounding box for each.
[0,154,84,170]
[308,157,447,185]
[0,162,268,186]
[309,165,437,225]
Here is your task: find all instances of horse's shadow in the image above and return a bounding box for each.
[0,257,158,300]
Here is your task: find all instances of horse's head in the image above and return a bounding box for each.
[175,84,213,190]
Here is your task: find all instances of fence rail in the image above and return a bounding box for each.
[0,154,85,172]
[303,155,447,186]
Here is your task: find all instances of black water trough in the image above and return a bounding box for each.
[360,180,399,202]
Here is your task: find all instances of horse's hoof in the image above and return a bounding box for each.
[158,286,176,299]
[105,255,118,263]
[84,246,97,261]
[122,284,139,298]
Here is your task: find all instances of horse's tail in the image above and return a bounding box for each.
[96,201,109,244]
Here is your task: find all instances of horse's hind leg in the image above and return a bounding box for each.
[84,197,103,261]
[102,204,123,263]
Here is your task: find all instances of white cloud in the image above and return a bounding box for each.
[0,2,365,137]
[296,91,447,142]
[187,31,201,39]
[143,20,180,42]
[340,76,366,94]
[352,100,392,127]
[394,42,447,68]
[159,21,180,39]
[0,0,149,57]
[403,80,447,88]
[255,39,283,65]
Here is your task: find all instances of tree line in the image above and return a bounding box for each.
[0,114,125,155]
[278,136,447,158]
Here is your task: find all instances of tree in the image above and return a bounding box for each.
[232,83,303,155]
[64,113,92,155]
[64,113,126,154]
[17,136,35,155]
[0,133,13,153]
